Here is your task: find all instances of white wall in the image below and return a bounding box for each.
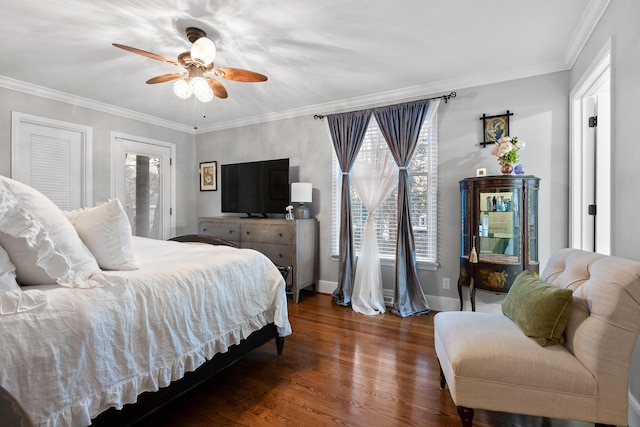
[568,2,640,423]
[0,87,198,236]
[196,70,571,310]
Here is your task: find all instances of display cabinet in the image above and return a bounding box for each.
[458,175,540,311]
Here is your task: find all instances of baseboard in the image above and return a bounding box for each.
[316,280,500,312]
[317,280,336,295]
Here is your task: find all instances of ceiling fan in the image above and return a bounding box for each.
[113,27,267,102]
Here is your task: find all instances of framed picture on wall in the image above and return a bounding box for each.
[480,111,513,147]
[199,161,217,191]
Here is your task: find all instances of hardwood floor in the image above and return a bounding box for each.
[134,293,593,427]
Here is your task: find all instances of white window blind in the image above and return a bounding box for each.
[331,113,438,265]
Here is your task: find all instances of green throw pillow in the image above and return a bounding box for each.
[502,271,573,347]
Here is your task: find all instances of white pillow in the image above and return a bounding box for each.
[0,175,108,287]
[64,198,137,270]
[0,245,20,292]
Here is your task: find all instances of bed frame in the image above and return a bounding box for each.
[90,235,286,426]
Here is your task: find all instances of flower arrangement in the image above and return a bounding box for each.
[490,136,525,166]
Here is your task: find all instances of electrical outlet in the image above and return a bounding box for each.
[443,277,450,290]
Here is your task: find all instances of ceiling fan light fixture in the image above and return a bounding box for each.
[190,37,216,66]
[191,77,213,102]
[173,79,193,99]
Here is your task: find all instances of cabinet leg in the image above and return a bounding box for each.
[457,279,464,311]
[470,284,476,312]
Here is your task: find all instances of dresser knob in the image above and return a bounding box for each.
[278,233,283,237]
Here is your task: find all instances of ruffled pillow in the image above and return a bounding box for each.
[0,244,20,292]
[64,198,137,270]
[0,175,121,288]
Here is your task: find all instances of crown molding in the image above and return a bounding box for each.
[0,76,195,134]
[196,59,569,133]
[0,40,586,136]
[563,0,611,68]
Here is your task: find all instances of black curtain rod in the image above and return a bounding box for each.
[313,91,456,120]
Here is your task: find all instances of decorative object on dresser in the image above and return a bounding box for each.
[199,217,317,303]
[291,182,312,219]
[458,175,540,311]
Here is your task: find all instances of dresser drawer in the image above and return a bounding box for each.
[241,242,293,265]
[240,223,293,244]
[199,220,240,243]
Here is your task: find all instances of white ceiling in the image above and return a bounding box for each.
[0,0,608,133]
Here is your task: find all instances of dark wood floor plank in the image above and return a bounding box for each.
[133,294,593,427]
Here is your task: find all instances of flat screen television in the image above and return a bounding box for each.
[221,158,290,217]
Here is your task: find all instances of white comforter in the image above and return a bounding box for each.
[0,237,291,427]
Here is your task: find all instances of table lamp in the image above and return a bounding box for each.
[291,182,312,219]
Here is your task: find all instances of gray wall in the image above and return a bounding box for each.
[568,1,640,422]
[196,70,571,310]
[0,87,198,236]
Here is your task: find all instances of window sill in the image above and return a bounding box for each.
[330,254,438,271]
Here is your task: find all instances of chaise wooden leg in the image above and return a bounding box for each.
[456,406,474,427]
[439,366,447,390]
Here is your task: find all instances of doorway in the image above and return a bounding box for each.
[111,132,176,240]
[569,39,611,255]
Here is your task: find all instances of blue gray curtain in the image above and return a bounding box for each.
[327,110,372,306]
[374,100,431,317]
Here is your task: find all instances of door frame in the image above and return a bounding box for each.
[110,131,176,239]
[11,111,94,207]
[569,38,612,254]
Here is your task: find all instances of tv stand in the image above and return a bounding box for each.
[198,217,317,303]
[245,213,268,218]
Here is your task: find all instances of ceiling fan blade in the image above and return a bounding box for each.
[205,77,228,99]
[146,72,187,84]
[112,43,179,66]
[213,68,268,82]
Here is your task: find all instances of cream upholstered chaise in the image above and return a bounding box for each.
[434,248,640,426]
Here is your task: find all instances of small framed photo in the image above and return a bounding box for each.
[476,167,487,177]
[199,161,217,191]
[480,111,513,147]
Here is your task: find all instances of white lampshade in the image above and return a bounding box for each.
[291,182,312,203]
[190,37,216,66]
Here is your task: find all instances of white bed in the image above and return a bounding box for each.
[0,175,291,427]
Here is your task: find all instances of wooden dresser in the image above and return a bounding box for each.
[198,217,317,303]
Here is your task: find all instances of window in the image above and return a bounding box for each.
[331,113,438,267]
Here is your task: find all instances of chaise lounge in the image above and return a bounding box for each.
[435,248,640,426]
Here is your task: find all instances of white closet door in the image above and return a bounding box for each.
[11,112,93,210]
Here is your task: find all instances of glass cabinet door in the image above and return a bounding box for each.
[527,185,539,266]
[460,187,470,258]
[477,187,521,265]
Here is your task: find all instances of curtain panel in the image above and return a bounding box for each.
[350,134,398,315]
[373,99,437,317]
[327,110,372,306]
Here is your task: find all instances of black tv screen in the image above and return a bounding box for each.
[221,158,290,216]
